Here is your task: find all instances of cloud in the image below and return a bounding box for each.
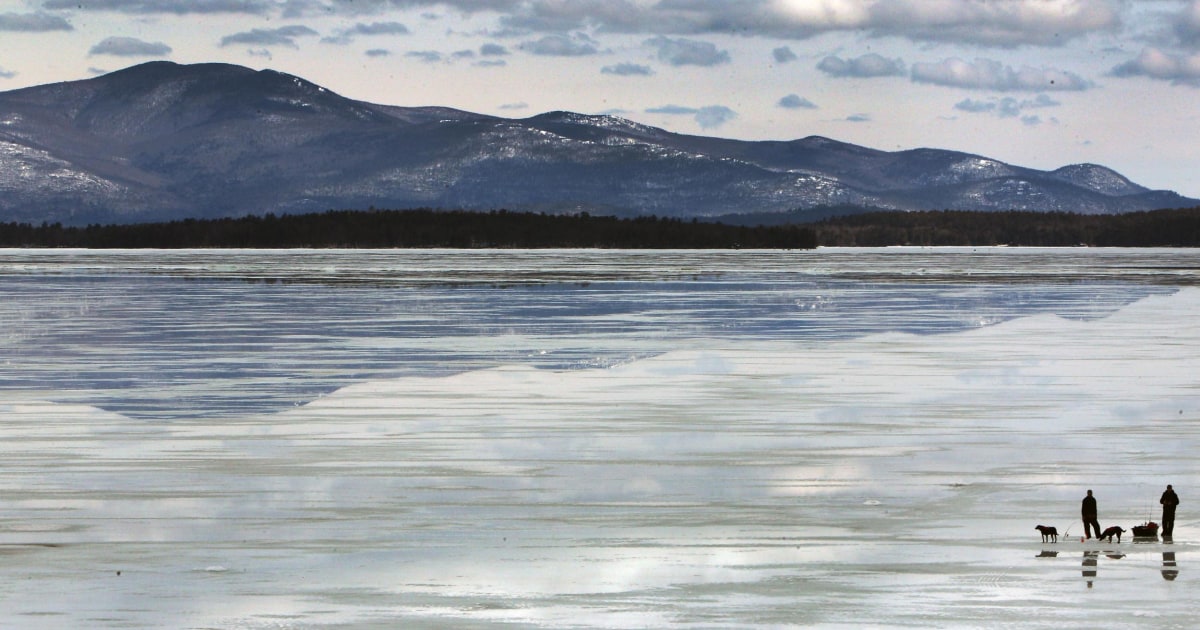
[846,113,872,122]
[220,25,318,48]
[43,0,274,14]
[646,104,737,128]
[0,11,72,31]
[520,33,600,56]
[911,57,1091,91]
[1175,0,1200,46]
[475,59,507,67]
[46,0,1122,49]
[817,53,905,78]
[1110,47,1200,86]
[480,43,509,56]
[467,0,1116,48]
[0,67,14,79]
[322,21,409,44]
[88,36,172,57]
[864,0,1120,47]
[954,93,1061,120]
[365,48,391,57]
[778,94,817,109]
[773,46,798,63]
[601,62,653,76]
[405,50,442,63]
[645,36,730,67]
[499,101,528,110]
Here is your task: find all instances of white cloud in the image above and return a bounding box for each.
[1111,47,1200,86]
[817,53,905,78]
[645,36,730,67]
[88,36,172,57]
[911,57,1091,91]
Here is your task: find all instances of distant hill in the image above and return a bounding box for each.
[0,61,1193,226]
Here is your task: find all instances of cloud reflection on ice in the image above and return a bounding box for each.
[0,250,1198,627]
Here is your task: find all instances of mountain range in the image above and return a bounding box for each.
[0,61,1193,226]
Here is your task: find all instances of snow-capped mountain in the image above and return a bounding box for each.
[0,61,1192,225]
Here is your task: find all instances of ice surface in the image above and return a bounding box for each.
[1,248,1198,628]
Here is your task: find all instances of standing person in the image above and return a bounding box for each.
[1160,484,1179,537]
[1082,489,1101,540]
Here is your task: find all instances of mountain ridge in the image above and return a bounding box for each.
[0,61,1193,226]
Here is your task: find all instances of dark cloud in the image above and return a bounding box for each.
[43,0,274,14]
[955,94,1061,119]
[405,50,442,63]
[0,67,15,79]
[220,25,318,48]
[601,62,653,76]
[864,0,1120,48]
[365,48,391,57]
[845,113,871,122]
[0,11,72,31]
[646,104,736,128]
[475,59,507,67]
[322,21,409,45]
[46,0,1123,49]
[778,94,817,109]
[1174,1,1200,46]
[817,53,905,78]
[772,46,797,64]
[499,0,639,33]
[88,36,172,57]
[520,34,600,56]
[1110,48,1200,87]
[645,36,729,67]
[480,43,509,56]
[912,58,1091,91]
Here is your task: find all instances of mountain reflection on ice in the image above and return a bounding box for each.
[1,248,1198,628]
[0,247,1189,420]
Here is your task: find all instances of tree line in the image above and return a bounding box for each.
[3,206,1199,248]
[0,208,818,249]
[809,207,1200,247]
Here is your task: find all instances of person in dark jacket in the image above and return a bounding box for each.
[1082,489,1100,540]
[1160,484,1179,537]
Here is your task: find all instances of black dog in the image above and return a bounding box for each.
[1099,526,1126,543]
[1035,525,1058,543]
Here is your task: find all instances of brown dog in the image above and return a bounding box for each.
[1099,526,1125,543]
[1035,525,1058,543]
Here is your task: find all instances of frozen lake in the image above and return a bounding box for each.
[1,247,1198,628]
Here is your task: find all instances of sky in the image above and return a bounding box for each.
[1,0,1198,197]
